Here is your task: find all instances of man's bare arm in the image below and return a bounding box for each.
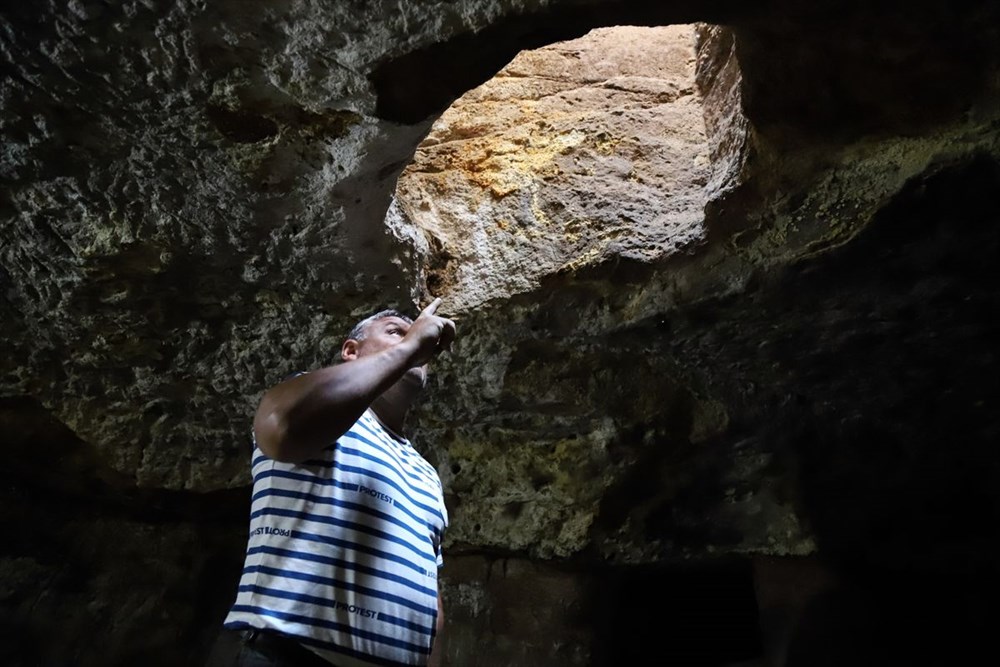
[253,298,455,463]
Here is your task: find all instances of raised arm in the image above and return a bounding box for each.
[252,299,455,463]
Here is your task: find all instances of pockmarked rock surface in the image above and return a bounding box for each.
[395,26,710,311]
[3,0,1000,665]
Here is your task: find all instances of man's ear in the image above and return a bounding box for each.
[342,339,360,361]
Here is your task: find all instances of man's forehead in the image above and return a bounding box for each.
[373,315,411,328]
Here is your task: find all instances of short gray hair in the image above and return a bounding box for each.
[347,309,412,342]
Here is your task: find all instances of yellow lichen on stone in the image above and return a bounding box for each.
[593,131,621,155]
[457,128,585,200]
[557,245,603,273]
[529,184,551,227]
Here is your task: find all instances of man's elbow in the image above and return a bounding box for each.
[253,408,305,463]
[252,389,353,463]
[254,411,342,463]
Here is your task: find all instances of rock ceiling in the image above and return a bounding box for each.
[2,0,999,569]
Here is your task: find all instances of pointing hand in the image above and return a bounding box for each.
[404,297,456,365]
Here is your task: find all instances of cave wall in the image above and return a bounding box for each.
[2,1,1000,665]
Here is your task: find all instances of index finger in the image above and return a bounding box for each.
[421,297,443,317]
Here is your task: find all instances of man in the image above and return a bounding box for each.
[211,298,456,666]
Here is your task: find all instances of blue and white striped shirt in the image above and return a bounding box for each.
[224,409,448,666]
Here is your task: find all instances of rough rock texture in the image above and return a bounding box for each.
[1,0,550,491]
[396,26,710,311]
[3,0,1000,665]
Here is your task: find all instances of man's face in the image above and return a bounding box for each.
[353,316,411,357]
[342,316,428,386]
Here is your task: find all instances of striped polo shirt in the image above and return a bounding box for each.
[224,409,448,666]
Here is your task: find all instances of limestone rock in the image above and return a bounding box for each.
[396,26,711,312]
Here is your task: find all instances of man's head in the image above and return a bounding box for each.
[341,309,427,386]
[345,309,412,345]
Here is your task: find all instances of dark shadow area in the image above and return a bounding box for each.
[734,0,1000,141]
[781,571,997,666]
[755,156,1000,663]
[781,154,1000,559]
[370,0,751,123]
[372,0,999,141]
[589,557,762,666]
[597,155,1000,666]
[0,396,249,667]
